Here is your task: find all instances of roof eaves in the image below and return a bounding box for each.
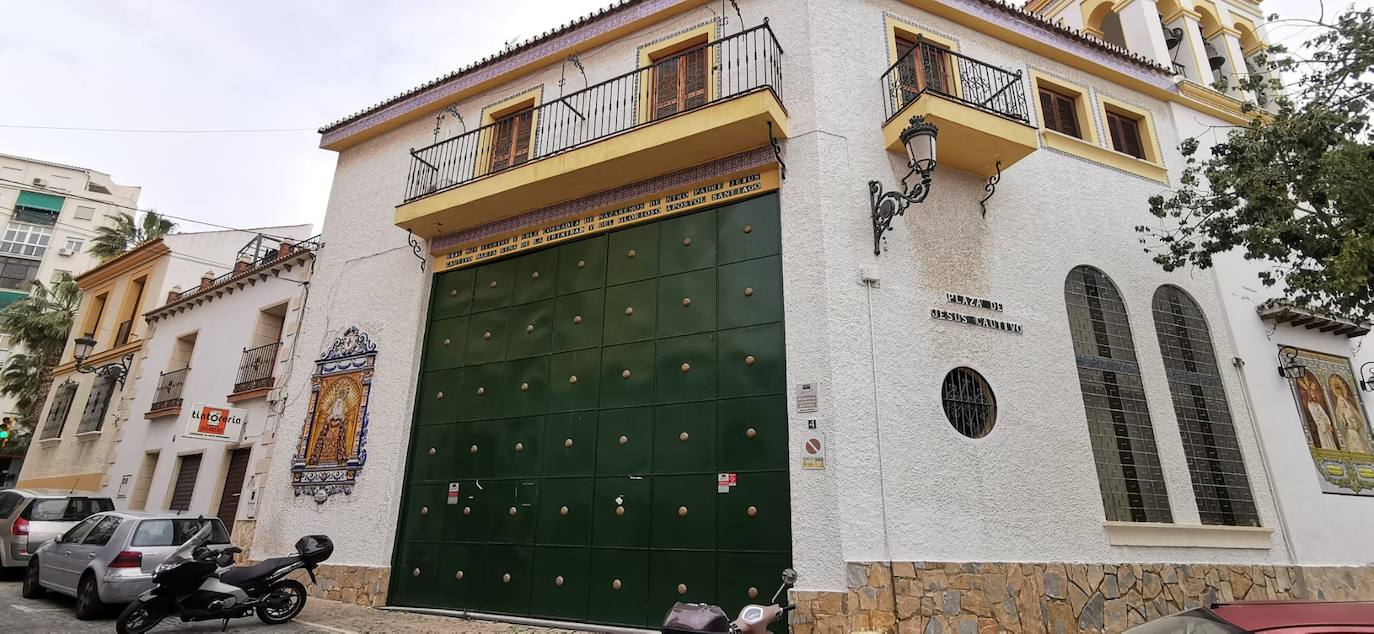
[977,0,1174,75]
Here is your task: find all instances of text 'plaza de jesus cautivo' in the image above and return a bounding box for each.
[208,0,1374,632]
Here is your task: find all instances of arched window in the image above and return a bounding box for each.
[1065,266,1173,523]
[1151,286,1260,526]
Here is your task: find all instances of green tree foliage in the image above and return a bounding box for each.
[0,275,81,438]
[1139,6,1374,318]
[87,210,176,262]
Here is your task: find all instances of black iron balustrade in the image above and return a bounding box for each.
[114,319,134,346]
[150,367,189,412]
[233,341,281,394]
[167,234,322,305]
[880,37,1029,124]
[404,21,784,203]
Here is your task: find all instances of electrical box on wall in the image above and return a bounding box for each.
[244,476,260,519]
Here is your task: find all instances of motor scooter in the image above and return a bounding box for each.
[661,568,798,634]
[115,522,333,634]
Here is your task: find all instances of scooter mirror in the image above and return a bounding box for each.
[781,568,798,585]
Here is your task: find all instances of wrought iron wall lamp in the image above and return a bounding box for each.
[72,334,134,388]
[1359,361,1374,392]
[870,116,938,255]
[1276,346,1305,380]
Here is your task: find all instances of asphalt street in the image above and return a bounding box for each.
[0,569,575,633]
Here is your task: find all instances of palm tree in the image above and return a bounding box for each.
[87,211,176,262]
[0,275,81,436]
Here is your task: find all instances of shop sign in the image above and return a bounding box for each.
[184,403,247,442]
[438,167,780,271]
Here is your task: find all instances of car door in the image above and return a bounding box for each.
[44,515,101,593]
[75,516,122,575]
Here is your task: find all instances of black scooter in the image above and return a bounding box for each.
[115,522,333,634]
[661,568,798,634]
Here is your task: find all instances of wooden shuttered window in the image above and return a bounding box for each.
[1106,110,1146,159]
[1039,86,1081,138]
[652,44,708,120]
[169,453,202,511]
[895,36,952,104]
[488,108,534,173]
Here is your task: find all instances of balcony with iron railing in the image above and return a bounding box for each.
[879,37,1037,177]
[397,22,787,238]
[165,234,322,306]
[148,367,189,416]
[229,341,281,401]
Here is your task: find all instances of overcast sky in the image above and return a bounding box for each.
[0,0,1355,234]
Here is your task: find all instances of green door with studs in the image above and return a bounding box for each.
[392,193,791,630]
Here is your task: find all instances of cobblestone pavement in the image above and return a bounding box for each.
[0,571,580,633]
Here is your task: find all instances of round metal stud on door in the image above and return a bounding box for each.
[555,576,565,587]
[477,386,485,395]
[420,506,429,516]
[436,391,444,400]
[677,583,688,595]
[680,363,691,373]
[612,579,622,590]
[463,506,472,515]
[627,249,637,258]
[442,338,451,346]
[682,297,692,307]
[520,382,529,392]
[428,447,436,455]
[618,435,628,445]
[624,306,634,316]
[747,505,758,517]
[679,432,689,442]
[469,445,479,454]
[412,568,421,577]
[622,369,631,379]
[744,287,754,297]
[746,427,757,439]
[743,224,753,234]
[503,573,512,583]
[577,260,586,268]
[559,505,569,516]
[748,587,759,599]
[615,506,625,516]
[678,506,688,517]
[515,442,524,452]
[573,315,583,324]
[745,355,756,366]
[531,271,540,279]
[564,438,574,448]
[490,280,498,288]
[509,506,518,516]
[526,324,535,333]
[455,570,464,580]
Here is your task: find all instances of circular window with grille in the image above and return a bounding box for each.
[941,368,997,438]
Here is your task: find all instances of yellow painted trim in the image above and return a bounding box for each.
[397,89,788,237]
[883,92,1039,178]
[15,473,104,492]
[1081,0,1116,34]
[1097,94,1164,166]
[475,86,542,179]
[1178,79,1267,124]
[1029,70,1099,145]
[1113,0,1139,12]
[637,23,717,124]
[1042,128,1168,183]
[885,15,959,66]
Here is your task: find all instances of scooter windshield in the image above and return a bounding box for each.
[163,522,214,566]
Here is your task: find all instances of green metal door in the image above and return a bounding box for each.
[393,193,791,629]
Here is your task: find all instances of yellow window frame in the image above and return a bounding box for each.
[637,23,717,125]
[1029,71,1099,145]
[884,17,963,114]
[1097,95,1163,166]
[477,86,542,178]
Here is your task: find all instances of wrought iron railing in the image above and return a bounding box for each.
[114,319,134,346]
[233,341,281,394]
[404,21,784,203]
[881,36,1029,124]
[167,234,322,305]
[150,367,189,412]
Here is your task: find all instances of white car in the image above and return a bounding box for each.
[22,511,231,620]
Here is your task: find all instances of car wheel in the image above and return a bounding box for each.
[20,559,44,599]
[75,572,105,620]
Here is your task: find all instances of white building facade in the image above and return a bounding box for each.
[247,1,1374,632]
[103,229,316,548]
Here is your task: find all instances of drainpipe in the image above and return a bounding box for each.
[861,270,902,628]
[1209,268,1298,564]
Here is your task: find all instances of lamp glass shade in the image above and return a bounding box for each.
[73,335,96,361]
[907,128,937,173]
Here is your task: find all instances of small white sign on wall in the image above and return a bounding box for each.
[183,403,248,442]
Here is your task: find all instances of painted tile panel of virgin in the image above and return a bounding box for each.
[1285,347,1374,495]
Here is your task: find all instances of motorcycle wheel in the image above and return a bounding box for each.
[256,579,307,624]
[116,596,170,634]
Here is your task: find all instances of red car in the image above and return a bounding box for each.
[1127,601,1374,633]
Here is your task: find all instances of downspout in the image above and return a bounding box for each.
[1209,268,1298,563]
[862,271,902,628]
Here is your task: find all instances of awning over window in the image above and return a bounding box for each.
[15,191,64,212]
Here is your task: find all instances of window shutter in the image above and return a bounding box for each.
[1054,93,1079,138]
[654,55,682,119]
[896,37,921,106]
[1121,116,1144,159]
[1106,113,1125,154]
[170,454,202,511]
[489,116,515,172]
[511,110,534,166]
[1039,88,1057,132]
[682,47,708,110]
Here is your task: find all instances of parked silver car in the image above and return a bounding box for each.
[22,511,231,620]
[0,489,113,568]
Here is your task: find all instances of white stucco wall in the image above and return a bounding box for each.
[252,0,1311,599]
[102,242,313,521]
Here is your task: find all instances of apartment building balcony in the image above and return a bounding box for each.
[147,367,189,418]
[396,22,787,238]
[228,341,281,402]
[880,38,1036,177]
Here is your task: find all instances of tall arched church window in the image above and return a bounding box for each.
[1151,285,1260,526]
[1065,266,1173,523]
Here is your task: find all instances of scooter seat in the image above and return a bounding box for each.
[219,555,302,587]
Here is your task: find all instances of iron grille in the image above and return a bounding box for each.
[233,342,281,394]
[880,36,1029,123]
[1152,285,1260,527]
[39,380,78,439]
[151,367,189,412]
[167,234,322,305]
[76,374,116,434]
[941,368,996,438]
[404,22,784,203]
[1065,266,1173,524]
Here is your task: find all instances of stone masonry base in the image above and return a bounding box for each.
[284,563,391,608]
[791,561,1374,633]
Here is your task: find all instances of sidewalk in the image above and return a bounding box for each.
[294,600,584,633]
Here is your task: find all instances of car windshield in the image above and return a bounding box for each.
[161,522,215,567]
[131,519,229,547]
